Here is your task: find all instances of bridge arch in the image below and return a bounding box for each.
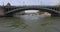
[6,7,60,16]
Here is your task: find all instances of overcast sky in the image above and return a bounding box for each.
[0,0,60,6]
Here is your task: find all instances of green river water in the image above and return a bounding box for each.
[0,15,60,32]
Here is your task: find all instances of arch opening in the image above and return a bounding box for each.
[13,9,51,17]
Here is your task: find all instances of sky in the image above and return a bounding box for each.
[0,0,60,6]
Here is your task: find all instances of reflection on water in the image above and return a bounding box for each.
[20,15,46,20]
[0,15,60,32]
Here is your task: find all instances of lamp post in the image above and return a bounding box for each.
[3,2,4,6]
[23,1,25,6]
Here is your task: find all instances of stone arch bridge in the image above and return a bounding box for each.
[5,7,60,17]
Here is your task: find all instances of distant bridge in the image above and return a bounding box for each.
[4,6,60,17]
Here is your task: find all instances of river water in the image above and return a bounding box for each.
[0,15,60,32]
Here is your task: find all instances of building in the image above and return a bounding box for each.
[0,3,11,17]
[0,6,5,16]
[24,10,39,15]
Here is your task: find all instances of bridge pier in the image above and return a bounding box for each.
[5,13,13,17]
